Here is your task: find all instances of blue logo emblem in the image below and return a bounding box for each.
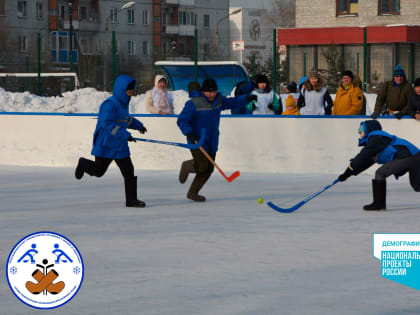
[6,231,84,309]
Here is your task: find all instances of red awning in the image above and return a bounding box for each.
[277,25,420,45]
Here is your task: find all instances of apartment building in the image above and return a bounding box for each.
[279,0,420,89]
[0,0,229,92]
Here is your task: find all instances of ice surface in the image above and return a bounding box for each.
[1,166,420,314]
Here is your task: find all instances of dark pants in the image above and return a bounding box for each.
[85,156,135,179]
[190,149,215,174]
[375,153,420,191]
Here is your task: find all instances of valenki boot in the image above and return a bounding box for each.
[75,157,94,180]
[124,176,146,208]
[187,172,211,202]
[179,159,195,184]
[363,179,386,211]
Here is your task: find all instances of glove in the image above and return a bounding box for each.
[268,104,273,110]
[394,112,404,119]
[338,167,354,182]
[127,136,136,142]
[245,95,258,103]
[371,112,379,119]
[187,133,197,143]
[139,126,147,134]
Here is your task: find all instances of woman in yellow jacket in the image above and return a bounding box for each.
[332,70,363,115]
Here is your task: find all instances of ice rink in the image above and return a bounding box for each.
[1,166,420,314]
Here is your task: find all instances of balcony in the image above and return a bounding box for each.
[165,0,195,6]
[165,24,195,36]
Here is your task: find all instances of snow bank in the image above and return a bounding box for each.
[0,87,377,115]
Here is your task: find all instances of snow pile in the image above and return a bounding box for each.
[0,86,376,115]
[0,87,189,114]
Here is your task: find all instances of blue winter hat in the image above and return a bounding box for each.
[298,76,308,89]
[393,64,406,77]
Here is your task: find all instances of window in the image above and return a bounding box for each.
[115,40,120,55]
[36,2,43,19]
[59,5,65,19]
[97,39,102,54]
[79,6,88,20]
[110,8,118,23]
[128,40,136,55]
[337,0,358,15]
[0,0,5,15]
[142,40,148,56]
[17,1,27,18]
[80,38,88,53]
[128,9,135,24]
[142,10,149,25]
[204,14,209,27]
[18,35,27,52]
[379,0,400,15]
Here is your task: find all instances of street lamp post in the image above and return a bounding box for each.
[103,1,136,90]
[216,8,241,61]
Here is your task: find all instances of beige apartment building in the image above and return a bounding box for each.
[279,0,420,90]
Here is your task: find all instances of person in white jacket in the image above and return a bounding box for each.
[144,75,174,115]
[246,74,280,115]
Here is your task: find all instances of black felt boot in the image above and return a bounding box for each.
[187,172,211,202]
[124,176,146,208]
[179,159,195,184]
[363,179,386,211]
[75,157,94,180]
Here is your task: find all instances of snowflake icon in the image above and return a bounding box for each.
[10,266,18,274]
[73,266,81,274]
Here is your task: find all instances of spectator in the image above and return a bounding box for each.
[371,64,413,119]
[280,81,300,113]
[332,70,363,115]
[177,78,256,201]
[282,94,300,116]
[298,76,308,94]
[297,70,333,115]
[408,77,420,120]
[144,75,174,115]
[246,74,280,115]
[231,80,255,114]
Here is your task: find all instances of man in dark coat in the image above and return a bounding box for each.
[408,77,420,120]
[371,64,413,119]
[338,120,420,210]
[177,78,256,201]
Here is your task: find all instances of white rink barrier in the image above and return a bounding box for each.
[0,114,419,174]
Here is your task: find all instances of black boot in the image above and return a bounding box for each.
[75,157,94,180]
[363,179,386,211]
[124,176,146,208]
[179,160,195,184]
[187,172,211,202]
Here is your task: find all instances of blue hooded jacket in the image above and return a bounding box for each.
[91,75,143,159]
[177,91,248,154]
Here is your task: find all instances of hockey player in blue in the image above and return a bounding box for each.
[75,75,147,208]
[177,78,256,201]
[338,120,420,210]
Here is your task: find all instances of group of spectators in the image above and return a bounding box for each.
[144,64,420,120]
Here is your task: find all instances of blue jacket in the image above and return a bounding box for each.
[91,75,143,159]
[177,92,248,154]
[368,130,419,164]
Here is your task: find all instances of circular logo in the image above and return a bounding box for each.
[6,232,84,309]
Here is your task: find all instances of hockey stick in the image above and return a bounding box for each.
[198,146,240,183]
[267,178,339,213]
[134,129,206,150]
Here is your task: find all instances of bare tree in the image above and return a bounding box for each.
[264,0,296,28]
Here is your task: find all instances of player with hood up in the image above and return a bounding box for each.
[338,120,420,210]
[75,75,147,208]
